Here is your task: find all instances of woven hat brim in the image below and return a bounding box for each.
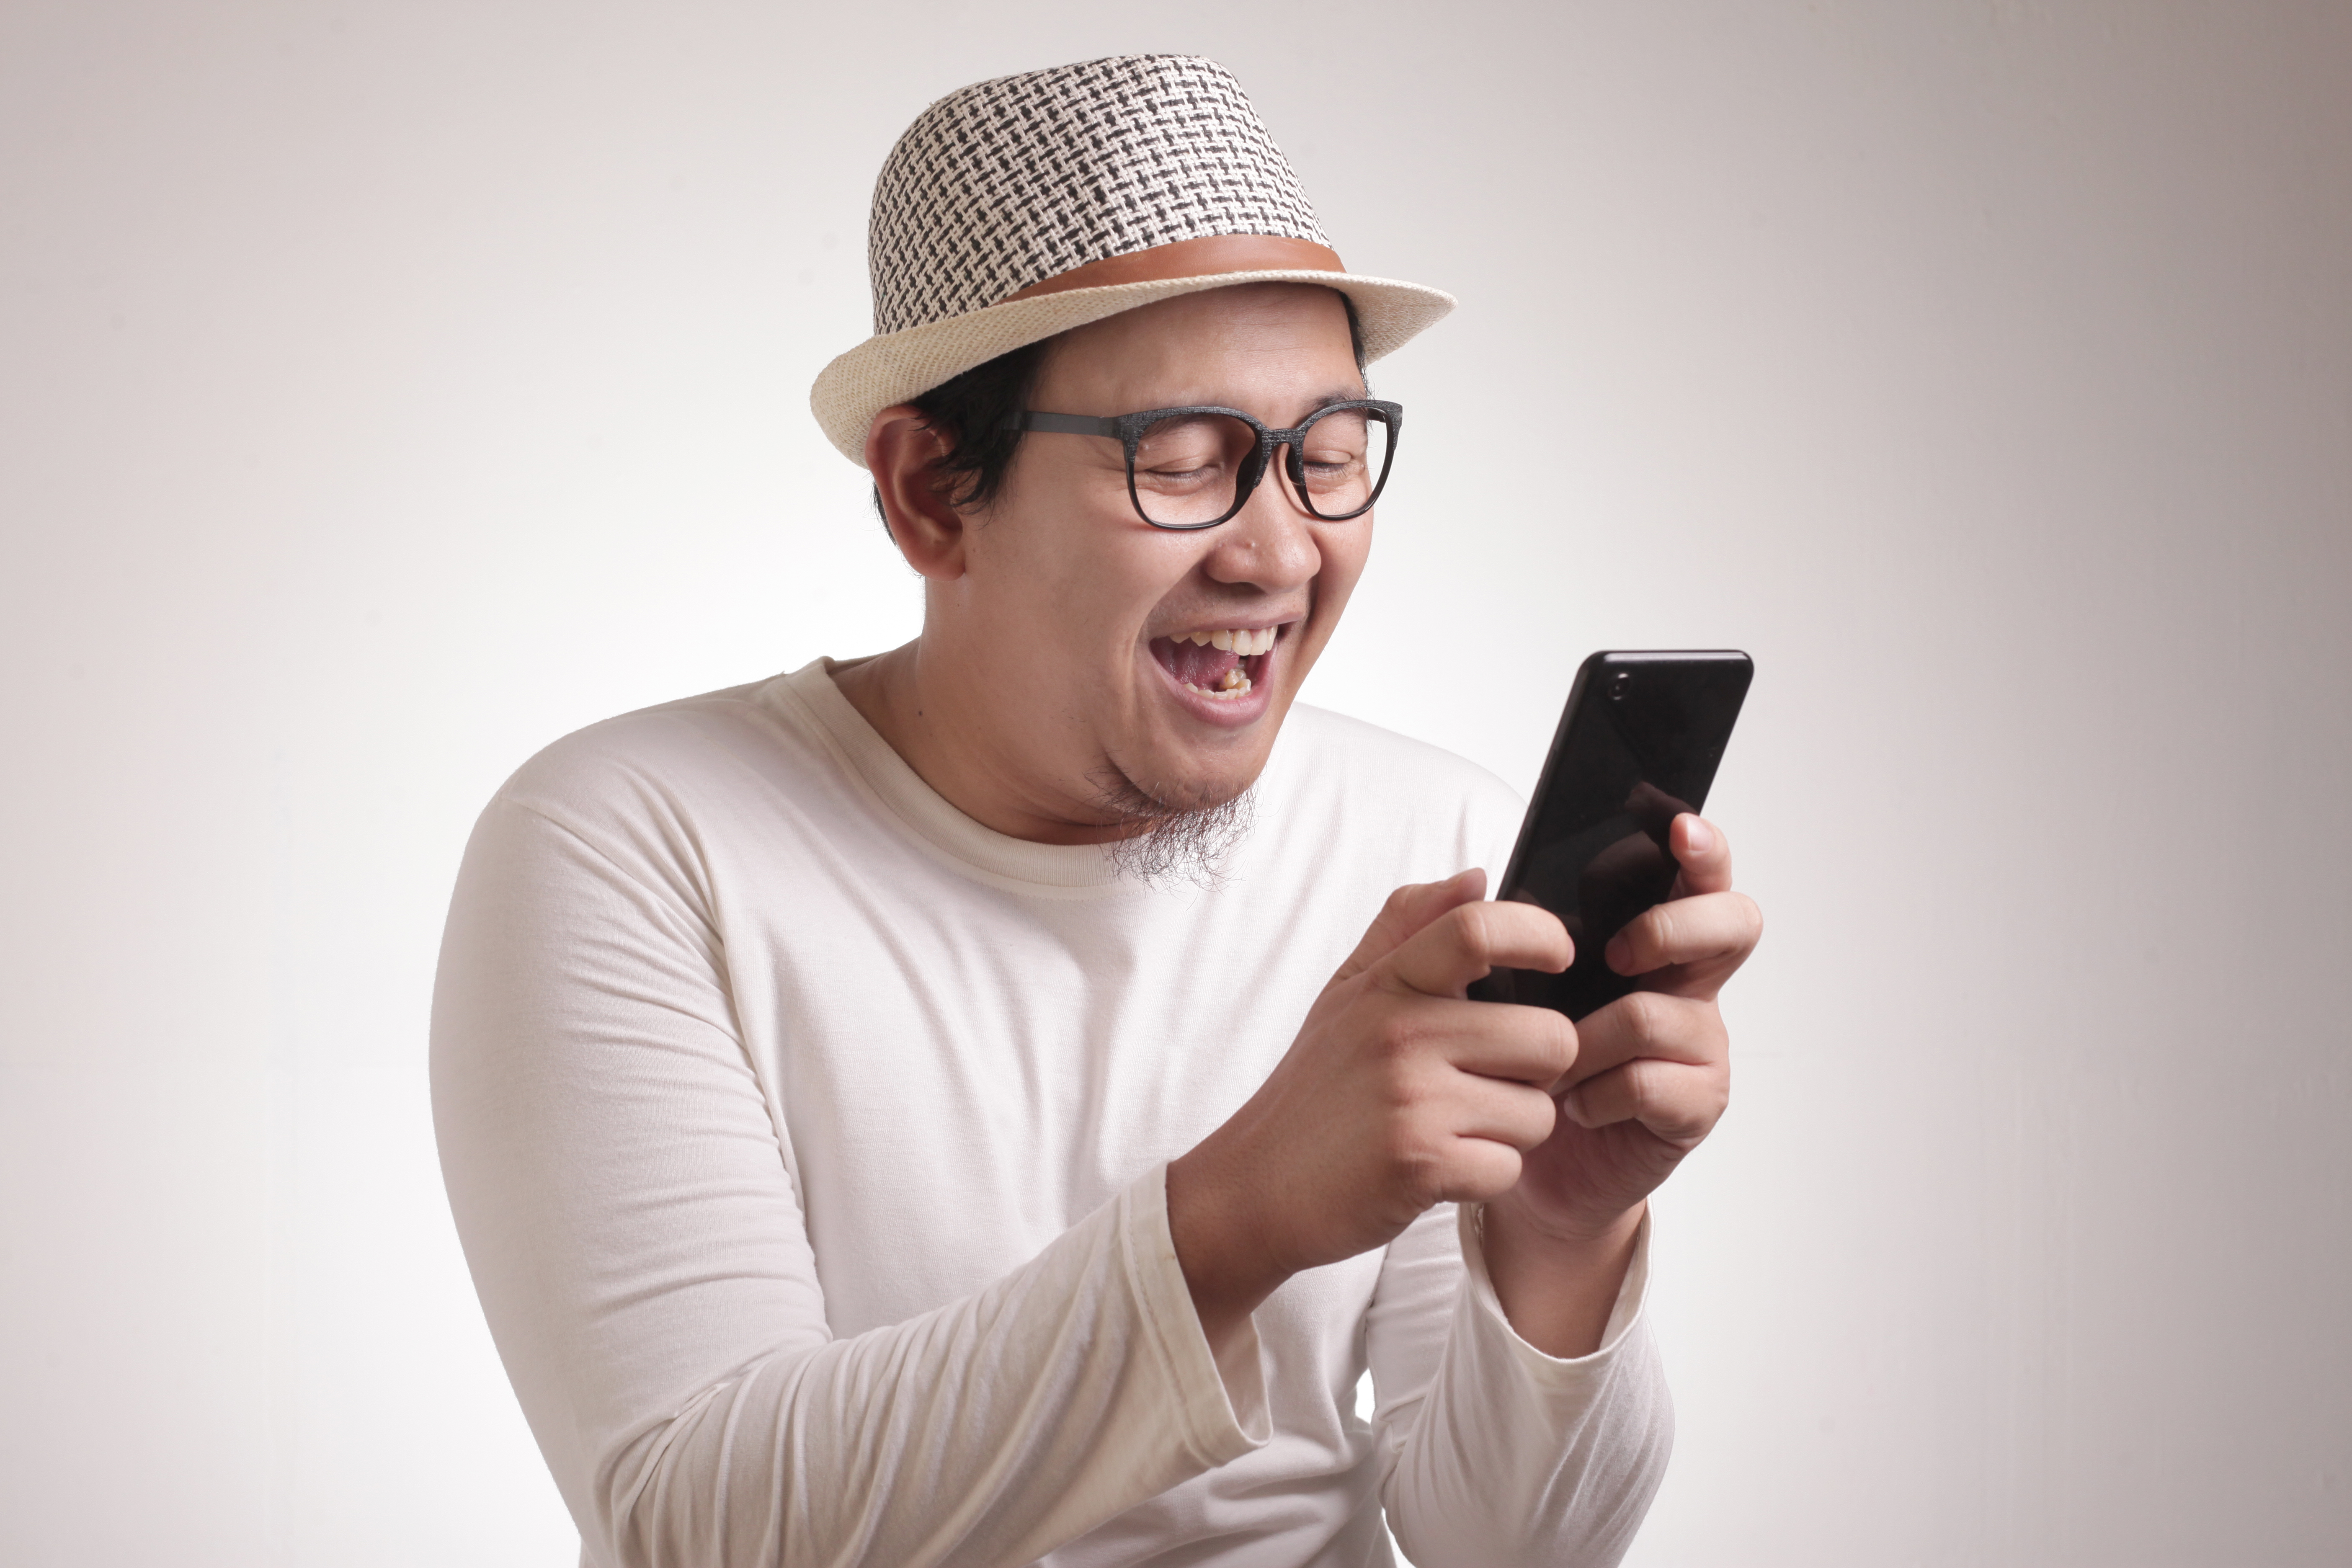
[809,270,1457,466]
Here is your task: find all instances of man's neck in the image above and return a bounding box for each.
[830,640,1137,847]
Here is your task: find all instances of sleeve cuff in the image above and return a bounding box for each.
[1119,1162,1270,1466]
[1454,1202,1653,1380]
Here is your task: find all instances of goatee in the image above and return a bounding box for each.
[1091,769,1257,890]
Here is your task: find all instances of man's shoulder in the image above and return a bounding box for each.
[490,670,819,827]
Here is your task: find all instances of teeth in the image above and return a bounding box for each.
[1182,674,1254,700]
[1171,627,1281,653]
[1168,627,1283,655]
[1219,666,1243,690]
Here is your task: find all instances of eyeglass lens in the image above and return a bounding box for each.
[1128,407,1393,528]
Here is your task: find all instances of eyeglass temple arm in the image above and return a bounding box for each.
[1001,411,1122,436]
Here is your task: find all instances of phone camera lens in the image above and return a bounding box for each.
[1609,672,1633,702]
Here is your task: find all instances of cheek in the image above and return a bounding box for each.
[969,514,1193,673]
[1308,521,1372,624]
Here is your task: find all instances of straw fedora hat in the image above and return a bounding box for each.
[809,54,1457,465]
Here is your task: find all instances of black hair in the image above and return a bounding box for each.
[872,288,1367,528]
[909,337,1056,512]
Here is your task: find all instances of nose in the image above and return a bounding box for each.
[1200,448,1331,592]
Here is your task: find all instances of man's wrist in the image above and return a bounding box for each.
[1479,1194,1645,1359]
[1488,1183,1648,1250]
[1165,1142,1292,1353]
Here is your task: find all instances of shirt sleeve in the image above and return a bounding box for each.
[429,790,1268,1568]
[1363,1202,1673,1566]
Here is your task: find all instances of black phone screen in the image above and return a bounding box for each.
[1468,650,1753,1020]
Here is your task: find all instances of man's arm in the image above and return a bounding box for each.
[1167,813,1756,1559]
[1483,812,1753,1349]
[432,793,1263,1568]
[1169,814,1754,1353]
[1365,1203,1672,1568]
[1166,868,1578,1344]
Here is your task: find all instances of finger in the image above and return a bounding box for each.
[1387,898,1571,999]
[1563,990,1725,1088]
[1398,995,1578,1088]
[1332,868,1486,984]
[1560,1056,1729,1150]
[1604,890,1763,983]
[1429,1136,1527,1206]
[1666,814,1734,898]
[1444,1074,1560,1154]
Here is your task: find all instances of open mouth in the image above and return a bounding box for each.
[1148,625,1280,701]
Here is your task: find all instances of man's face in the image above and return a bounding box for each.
[943,283,1373,830]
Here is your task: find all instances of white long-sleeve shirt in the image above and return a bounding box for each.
[430,659,1673,1568]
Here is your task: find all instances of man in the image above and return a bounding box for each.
[433,54,1759,1568]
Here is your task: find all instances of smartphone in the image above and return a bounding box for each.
[1467,650,1754,1019]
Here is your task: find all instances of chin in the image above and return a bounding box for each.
[1170,737,1282,810]
[1106,733,1270,819]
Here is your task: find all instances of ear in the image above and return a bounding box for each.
[866,405,969,580]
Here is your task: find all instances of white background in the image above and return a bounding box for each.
[4,3,2347,1564]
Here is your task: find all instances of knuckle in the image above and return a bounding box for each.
[1372,1006,1426,1062]
[1543,1020,1580,1081]
[1371,1060,1418,1115]
[1545,1011,1581,1076]
[1384,1117,1429,1166]
[1611,913,1652,965]
[1631,1060,1727,1144]
[1620,1057,1665,1109]
[1390,1137,1447,1207]
[1627,1062,1693,1141]
[1618,989,1672,1051]
[1380,1084,1435,1147]
[1520,1087,1561,1148]
[1451,900,1501,959]
[1397,1119,1486,1209]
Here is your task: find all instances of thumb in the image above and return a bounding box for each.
[1332,868,1488,984]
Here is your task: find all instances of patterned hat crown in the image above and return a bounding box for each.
[868,55,1331,337]
[810,55,1451,466]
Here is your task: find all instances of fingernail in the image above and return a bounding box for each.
[1683,818,1714,854]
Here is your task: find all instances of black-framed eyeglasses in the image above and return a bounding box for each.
[1001,400,1403,531]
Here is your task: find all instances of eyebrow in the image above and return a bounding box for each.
[1293,387,1372,420]
[1095,387,1374,423]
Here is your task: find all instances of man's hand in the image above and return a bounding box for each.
[1166,813,1760,1358]
[1483,812,1759,1355]
[1165,867,1577,1347]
